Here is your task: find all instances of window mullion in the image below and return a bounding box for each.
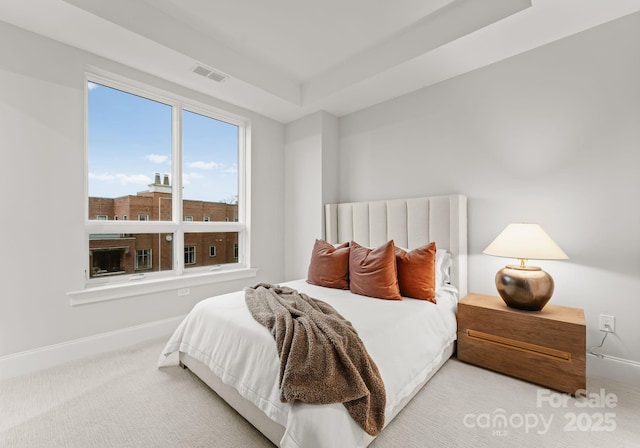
[86,221,178,234]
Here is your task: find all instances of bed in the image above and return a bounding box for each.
[159,194,467,447]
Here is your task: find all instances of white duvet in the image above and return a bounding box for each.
[159,279,458,448]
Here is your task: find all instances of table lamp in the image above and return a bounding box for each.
[483,223,568,311]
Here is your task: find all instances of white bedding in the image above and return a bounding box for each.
[159,279,458,448]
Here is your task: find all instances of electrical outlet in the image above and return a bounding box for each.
[178,288,190,297]
[599,314,615,333]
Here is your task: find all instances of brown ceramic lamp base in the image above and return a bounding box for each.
[495,265,554,311]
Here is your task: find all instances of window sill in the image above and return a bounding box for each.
[67,267,258,306]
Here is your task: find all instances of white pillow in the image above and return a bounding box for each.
[436,249,452,287]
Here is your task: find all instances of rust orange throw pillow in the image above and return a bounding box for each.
[395,242,437,303]
[307,240,350,289]
[349,240,401,300]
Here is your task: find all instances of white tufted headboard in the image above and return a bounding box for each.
[325,195,467,298]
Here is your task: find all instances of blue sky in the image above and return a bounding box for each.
[87,82,238,203]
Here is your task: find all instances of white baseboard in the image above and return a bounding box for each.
[587,353,640,388]
[0,315,185,381]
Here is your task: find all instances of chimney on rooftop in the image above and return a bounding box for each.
[148,172,172,193]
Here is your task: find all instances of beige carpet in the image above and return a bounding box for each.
[1,336,639,447]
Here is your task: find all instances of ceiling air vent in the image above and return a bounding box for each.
[191,64,228,83]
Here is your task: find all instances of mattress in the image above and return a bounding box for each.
[159,279,458,448]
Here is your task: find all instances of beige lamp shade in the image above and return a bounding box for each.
[483,223,568,262]
[483,223,568,311]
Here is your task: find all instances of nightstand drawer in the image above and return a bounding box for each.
[457,293,586,394]
[465,329,572,360]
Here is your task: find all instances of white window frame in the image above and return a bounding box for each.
[184,216,193,222]
[209,245,216,257]
[69,72,255,306]
[96,215,108,220]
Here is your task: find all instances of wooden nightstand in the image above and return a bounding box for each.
[457,293,586,394]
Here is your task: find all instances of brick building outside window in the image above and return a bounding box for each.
[88,173,238,278]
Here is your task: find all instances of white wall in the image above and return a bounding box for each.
[338,13,640,385]
[0,21,285,364]
[284,111,339,280]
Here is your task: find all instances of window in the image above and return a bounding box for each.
[85,76,247,288]
[135,249,152,270]
[90,237,126,276]
[184,246,196,265]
